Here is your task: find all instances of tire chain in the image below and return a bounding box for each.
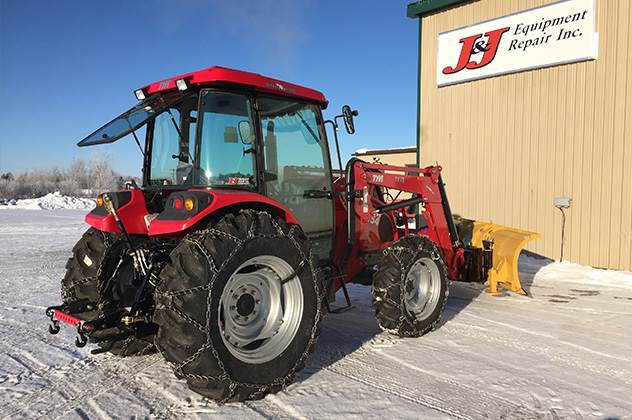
[60,229,167,356]
[118,335,155,355]
[61,229,113,302]
[374,236,449,338]
[154,210,325,403]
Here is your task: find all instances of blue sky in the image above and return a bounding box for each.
[0,0,418,177]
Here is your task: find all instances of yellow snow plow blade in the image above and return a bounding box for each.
[456,218,541,295]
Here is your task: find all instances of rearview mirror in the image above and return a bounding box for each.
[342,105,358,135]
[238,120,253,144]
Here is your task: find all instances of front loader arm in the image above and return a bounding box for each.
[349,160,540,294]
[350,161,460,278]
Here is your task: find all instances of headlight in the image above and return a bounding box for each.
[134,88,149,101]
[175,77,192,91]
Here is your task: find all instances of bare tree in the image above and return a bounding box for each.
[89,149,119,195]
[0,155,123,200]
[67,158,89,190]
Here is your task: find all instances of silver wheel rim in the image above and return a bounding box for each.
[404,257,441,321]
[218,255,303,364]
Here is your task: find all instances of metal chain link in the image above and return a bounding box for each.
[158,209,323,403]
[373,237,437,337]
[63,230,113,300]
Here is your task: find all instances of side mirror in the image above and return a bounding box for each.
[342,105,358,135]
[238,120,253,145]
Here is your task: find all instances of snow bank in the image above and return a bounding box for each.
[0,192,96,211]
[538,259,632,288]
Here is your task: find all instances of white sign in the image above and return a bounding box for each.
[437,0,598,87]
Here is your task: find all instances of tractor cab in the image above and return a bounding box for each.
[78,67,336,260]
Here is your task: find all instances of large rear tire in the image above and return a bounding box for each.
[372,235,449,337]
[153,209,323,402]
[62,227,156,356]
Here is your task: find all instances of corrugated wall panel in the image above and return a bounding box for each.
[619,0,632,269]
[611,0,631,269]
[419,0,631,270]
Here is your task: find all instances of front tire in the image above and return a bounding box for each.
[372,235,449,337]
[153,210,323,402]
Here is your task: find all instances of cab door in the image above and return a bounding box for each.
[258,97,334,261]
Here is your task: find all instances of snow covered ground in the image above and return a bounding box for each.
[0,196,631,419]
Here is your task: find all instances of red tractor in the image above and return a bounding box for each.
[46,66,539,402]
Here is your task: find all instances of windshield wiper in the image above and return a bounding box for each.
[296,111,320,143]
[166,108,197,167]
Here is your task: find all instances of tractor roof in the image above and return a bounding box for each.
[138,66,329,109]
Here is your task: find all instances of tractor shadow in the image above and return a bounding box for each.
[296,284,383,380]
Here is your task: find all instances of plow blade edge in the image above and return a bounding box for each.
[457,218,541,295]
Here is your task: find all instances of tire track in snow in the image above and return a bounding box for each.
[435,324,631,417]
[439,311,632,384]
[0,353,164,420]
[311,341,548,420]
[246,395,308,420]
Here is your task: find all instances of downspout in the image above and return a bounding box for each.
[415,17,423,229]
[415,17,422,176]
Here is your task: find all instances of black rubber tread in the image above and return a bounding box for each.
[153,209,324,403]
[62,227,156,356]
[372,235,449,337]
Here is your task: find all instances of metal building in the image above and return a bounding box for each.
[407,0,631,270]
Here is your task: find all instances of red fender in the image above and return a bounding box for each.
[85,190,149,234]
[148,190,300,237]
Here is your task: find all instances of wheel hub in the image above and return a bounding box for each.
[404,257,441,320]
[219,255,304,364]
[236,293,256,317]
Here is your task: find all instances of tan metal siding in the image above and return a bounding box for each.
[419,0,632,270]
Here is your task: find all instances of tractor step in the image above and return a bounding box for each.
[325,275,356,314]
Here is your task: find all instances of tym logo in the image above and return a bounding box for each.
[372,174,384,183]
[159,80,171,90]
[443,27,510,75]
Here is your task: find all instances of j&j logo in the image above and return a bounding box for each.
[442,27,510,75]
